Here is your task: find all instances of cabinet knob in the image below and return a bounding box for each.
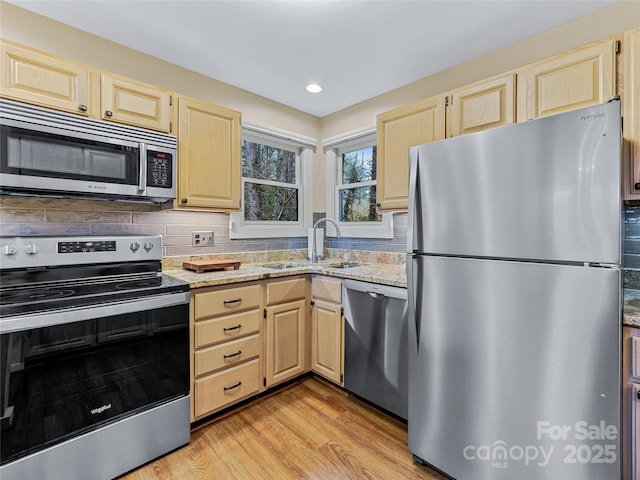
[181,198,188,204]
[376,202,381,208]
[78,104,88,112]
[635,183,640,190]
[105,110,113,117]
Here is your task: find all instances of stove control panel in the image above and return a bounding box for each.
[0,235,163,269]
[58,241,116,254]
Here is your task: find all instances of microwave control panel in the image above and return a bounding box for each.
[147,151,173,188]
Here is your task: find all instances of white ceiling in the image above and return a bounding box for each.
[8,0,617,117]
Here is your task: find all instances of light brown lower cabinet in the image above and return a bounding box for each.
[265,300,306,386]
[311,276,343,385]
[191,282,262,421]
[623,326,640,480]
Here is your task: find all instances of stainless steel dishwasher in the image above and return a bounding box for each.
[343,279,408,420]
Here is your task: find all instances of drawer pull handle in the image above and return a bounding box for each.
[223,298,242,305]
[223,350,242,359]
[223,325,241,332]
[224,381,242,391]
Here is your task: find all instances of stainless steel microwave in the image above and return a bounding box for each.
[0,99,177,205]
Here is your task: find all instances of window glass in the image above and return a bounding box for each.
[241,140,299,223]
[341,146,376,183]
[338,145,381,222]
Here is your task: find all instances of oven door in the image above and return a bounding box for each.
[0,292,189,466]
[0,120,142,196]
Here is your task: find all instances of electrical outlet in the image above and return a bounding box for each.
[192,231,214,246]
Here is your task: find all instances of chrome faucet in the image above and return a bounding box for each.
[311,218,342,263]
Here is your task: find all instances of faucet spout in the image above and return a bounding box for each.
[311,218,342,263]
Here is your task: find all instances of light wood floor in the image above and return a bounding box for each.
[120,376,448,480]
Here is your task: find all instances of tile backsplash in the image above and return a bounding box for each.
[0,198,408,257]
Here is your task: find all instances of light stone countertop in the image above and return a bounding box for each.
[163,259,407,290]
[623,288,640,327]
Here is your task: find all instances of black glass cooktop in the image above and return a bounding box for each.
[0,268,189,319]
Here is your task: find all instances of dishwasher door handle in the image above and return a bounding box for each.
[368,292,385,299]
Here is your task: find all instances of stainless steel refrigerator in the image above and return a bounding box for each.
[407,100,622,480]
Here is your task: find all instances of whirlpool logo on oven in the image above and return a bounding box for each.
[90,403,112,415]
[462,420,618,470]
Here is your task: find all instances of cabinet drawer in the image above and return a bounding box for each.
[195,333,261,376]
[195,284,261,319]
[195,309,261,348]
[266,278,306,305]
[195,359,260,417]
[312,277,342,304]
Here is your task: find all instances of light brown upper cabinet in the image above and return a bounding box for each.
[99,73,172,133]
[447,73,516,137]
[376,95,446,211]
[624,27,640,201]
[516,39,617,122]
[0,40,90,115]
[175,95,242,211]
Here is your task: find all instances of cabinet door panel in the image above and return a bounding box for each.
[624,28,640,200]
[518,40,616,121]
[376,95,445,211]
[0,41,89,115]
[265,299,306,386]
[100,73,171,132]
[266,277,306,304]
[311,299,342,385]
[177,96,241,210]
[311,277,342,304]
[449,74,515,137]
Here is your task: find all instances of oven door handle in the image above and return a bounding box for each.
[0,291,190,334]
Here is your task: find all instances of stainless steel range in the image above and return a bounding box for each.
[0,235,190,480]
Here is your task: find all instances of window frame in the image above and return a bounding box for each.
[324,130,393,239]
[229,125,314,239]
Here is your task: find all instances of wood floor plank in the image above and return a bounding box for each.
[119,377,448,480]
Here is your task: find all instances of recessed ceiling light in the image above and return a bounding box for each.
[306,83,322,93]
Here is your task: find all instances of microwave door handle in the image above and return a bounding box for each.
[138,143,147,193]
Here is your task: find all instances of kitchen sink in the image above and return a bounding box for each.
[328,262,360,269]
[260,263,300,269]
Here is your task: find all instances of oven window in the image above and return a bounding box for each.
[0,303,189,465]
[1,126,139,184]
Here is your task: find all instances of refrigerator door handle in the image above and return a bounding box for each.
[407,147,422,253]
[407,256,422,351]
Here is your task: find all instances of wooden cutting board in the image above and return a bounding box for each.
[183,259,241,273]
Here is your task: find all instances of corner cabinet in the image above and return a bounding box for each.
[0,40,90,115]
[310,276,343,385]
[176,95,242,211]
[516,39,617,122]
[264,277,308,388]
[624,27,640,201]
[376,94,446,211]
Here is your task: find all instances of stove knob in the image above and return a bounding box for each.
[143,242,154,252]
[24,243,39,255]
[130,242,140,252]
[1,244,18,256]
